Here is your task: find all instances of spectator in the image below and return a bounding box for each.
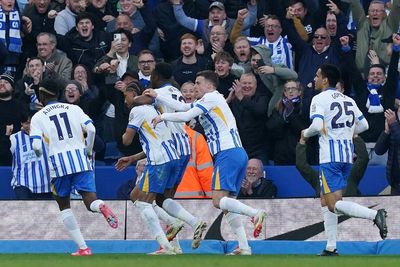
[106,0,145,33]
[58,12,112,71]
[340,34,399,164]
[180,81,195,103]
[34,32,72,81]
[342,0,400,74]
[137,49,156,89]
[0,0,32,75]
[86,0,117,31]
[112,4,156,55]
[172,33,207,86]
[266,80,309,165]
[213,51,236,98]
[54,0,87,35]
[0,72,29,166]
[237,158,277,199]
[230,36,252,78]
[15,57,48,109]
[231,13,294,69]
[203,25,234,69]
[94,28,138,77]
[22,0,59,58]
[250,44,298,116]
[285,25,340,90]
[228,72,270,164]
[103,71,142,156]
[375,108,400,195]
[116,158,146,200]
[171,0,257,47]
[10,110,52,199]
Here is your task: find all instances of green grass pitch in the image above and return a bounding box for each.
[0,254,399,267]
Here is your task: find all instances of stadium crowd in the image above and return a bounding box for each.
[0,0,400,197]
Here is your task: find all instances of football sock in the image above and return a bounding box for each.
[334,200,377,220]
[322,206,337,251]
[162,198,199,228]
[152,200,179,225]
[89,199,104,212]
[219,197,258,217]
[135,201,172,250]
[61,209,87,249]
[225,212,250,250]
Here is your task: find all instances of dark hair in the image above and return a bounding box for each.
[125,81,142,95]
[138,49,155,59]
[214,51,234,66]
[21,110,37,123]
[114,28,133,43]
[369,63,385,73]
[196,70,219,89]
[27,57,44,65]
[76,12,94,25]
[287,0,307,8]
[39,78,63,101]
[320,64,341,88]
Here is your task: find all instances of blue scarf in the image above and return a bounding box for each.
[366,83,384,113]
[0,7,22,53]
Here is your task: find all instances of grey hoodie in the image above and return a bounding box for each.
[251,44,298,116]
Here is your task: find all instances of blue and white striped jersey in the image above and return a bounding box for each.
[154,84,191,157]
[309,89,365,164]
[30,102,94,178]
[10,131,51,193]
[247,36,293,69]
[128,104,179,165]
[195,91,243,155]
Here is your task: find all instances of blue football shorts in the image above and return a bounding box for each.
[212,147,248,195]
[51,171,96,197]
[139,160,178,194]
[319,162,352,194]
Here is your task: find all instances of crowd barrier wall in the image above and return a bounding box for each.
[0,165,389,199]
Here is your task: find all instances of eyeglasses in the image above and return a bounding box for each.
[284,87,299,92]
[210,32,225,36]
[139,60,155,65]
[368,9,385,14]
[313,35,327,40]
[265,24,281,29]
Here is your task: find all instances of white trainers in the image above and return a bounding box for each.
[227,247,252,256]
[166,220,185,241]
[191,221,207,249]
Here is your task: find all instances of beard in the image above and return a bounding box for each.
[0,90,12,99]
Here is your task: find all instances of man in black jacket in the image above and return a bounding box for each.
[228,72,270,164]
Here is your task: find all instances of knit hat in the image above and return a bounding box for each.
[154,62,173,80]
[0,72,15,88]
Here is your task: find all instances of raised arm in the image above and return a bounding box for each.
[144,89,192,111]
[172,1,200,33]
[242,0,258,30]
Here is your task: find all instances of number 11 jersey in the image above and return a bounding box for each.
[30,102,93,178]
[309,89,365,164]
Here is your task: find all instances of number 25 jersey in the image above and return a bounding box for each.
[309,89,365,164]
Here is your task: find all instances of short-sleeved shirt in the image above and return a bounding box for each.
[309,89,365,164]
